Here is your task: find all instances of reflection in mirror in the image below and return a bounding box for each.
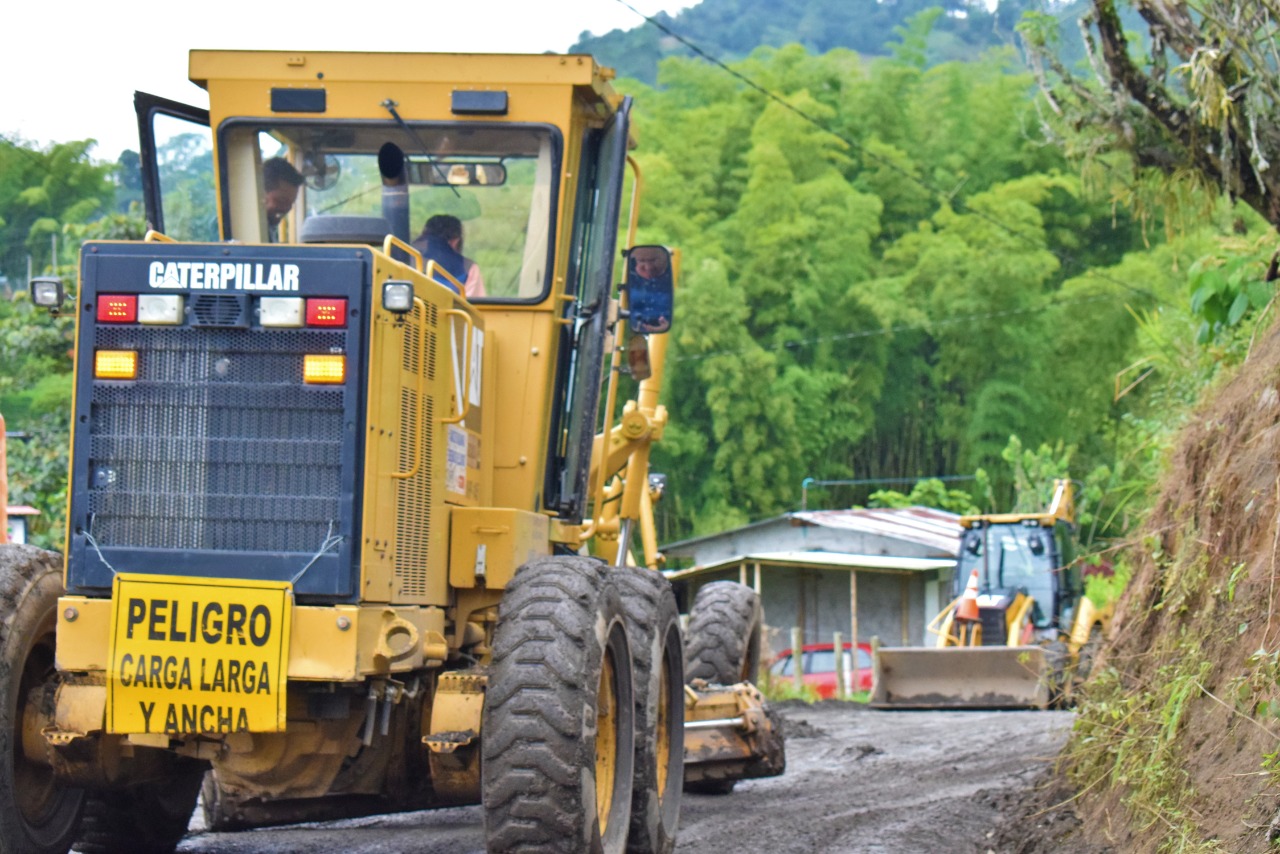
[405,160,507,186]
[625,245,673,335]
[625,333,652,380]
[303,152,341,190]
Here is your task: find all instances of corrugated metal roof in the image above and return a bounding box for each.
[663,506,963,556]
[789,506,962,555]
[663,550,955,581]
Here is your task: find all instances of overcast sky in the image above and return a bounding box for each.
[4,0,689,162]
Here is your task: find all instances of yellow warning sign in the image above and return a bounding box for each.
[105,574,292,735]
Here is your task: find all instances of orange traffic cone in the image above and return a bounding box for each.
[954,568,980,622]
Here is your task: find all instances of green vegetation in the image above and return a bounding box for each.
[626,39,1245,544]
[758,674,822,704]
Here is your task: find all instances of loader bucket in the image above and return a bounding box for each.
[870,646,1050,709]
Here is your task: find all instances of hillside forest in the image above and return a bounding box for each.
[0,3,1274,567]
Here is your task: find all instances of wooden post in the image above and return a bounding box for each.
[901,574,910,645]
[753,561,761,595]
[739,561,747,586]
[833,630,845,699]
[791,626,804,692]
[849,569,859,698]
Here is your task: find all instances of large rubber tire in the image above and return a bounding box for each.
[616,566,684,854]
[0,544,85,854]
[482,557,635,854]
[684,581,763,686]
[1044,640,1070,709]
[1077,624,1104,681]
[76,762,203,854]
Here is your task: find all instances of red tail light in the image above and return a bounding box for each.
[97,294,138,324]
[306,298,347,327]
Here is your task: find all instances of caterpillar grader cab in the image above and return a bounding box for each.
[871,480,1111,709]
[10,50,781,854]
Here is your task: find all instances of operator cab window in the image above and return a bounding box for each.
[998,528,1056,627]
[219,121,559,303]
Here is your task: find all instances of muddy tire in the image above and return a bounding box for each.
[482,556,635,853]
[684,582,762,686]
[1045,640,1070,708]
[1077,624,1103,681]
[616,566,683,854]
[0,544,85,854]
[76,761,203,854]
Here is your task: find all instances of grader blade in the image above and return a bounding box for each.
[682,681,784,790]
[870,646,1050,709]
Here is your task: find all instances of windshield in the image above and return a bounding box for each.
[956,524,1057,626]
[224,121,558,302]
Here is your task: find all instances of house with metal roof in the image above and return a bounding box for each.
[663,507,962,657]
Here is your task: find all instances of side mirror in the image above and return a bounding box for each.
[625,245,673,335]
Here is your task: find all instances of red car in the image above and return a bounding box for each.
[767,642,874,698]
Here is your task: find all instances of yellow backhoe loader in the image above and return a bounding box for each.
[871,480,1111,709]
[6,49,780,854]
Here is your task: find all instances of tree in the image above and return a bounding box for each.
[0,136,116,286]
[1020,0,1280,227]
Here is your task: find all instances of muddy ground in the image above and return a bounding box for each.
[162,702,1078,853]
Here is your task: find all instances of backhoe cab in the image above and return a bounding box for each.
[7,50,781,854]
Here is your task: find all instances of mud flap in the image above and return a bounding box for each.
[870,646,1050,709]
[681,680,785,788]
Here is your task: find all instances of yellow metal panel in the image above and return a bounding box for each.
[360,260,459,605]
[57,596,112,671]
[290,605,446,680]
[483,310,560,510]
[191,52,606,89]
[449,507,551,589]
[289,605,361,681]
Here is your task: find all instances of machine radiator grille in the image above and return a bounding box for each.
[394,302,438,595]
[86,327,346,554]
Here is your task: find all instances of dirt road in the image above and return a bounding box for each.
[169,702,1073,853]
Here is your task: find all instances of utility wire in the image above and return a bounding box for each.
[609,0,1159,301]
[672,290,1126,363]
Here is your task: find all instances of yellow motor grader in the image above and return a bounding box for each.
[9,50,780,854]
[871,480,1111,709]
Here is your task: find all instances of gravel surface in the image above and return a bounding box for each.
[165,702,1074,853]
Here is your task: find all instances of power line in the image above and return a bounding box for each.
[671,290,1126,363]
[609,0,1159,302]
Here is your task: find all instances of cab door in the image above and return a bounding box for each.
[134,92,218,241]
[544,97,632,521]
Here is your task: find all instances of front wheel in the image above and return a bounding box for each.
[684,581,762,685]
[482,557,635,854]
[0,544,85,854]
[616,566,683,854]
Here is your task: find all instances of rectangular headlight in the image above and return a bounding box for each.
[138,294,184,325]
[31,278,65,308]
[260,297,305,328]
[382,281,413,314]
